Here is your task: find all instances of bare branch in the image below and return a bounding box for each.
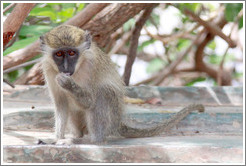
[3,3,36,48]
[194,10,232,85]
[3,58,41,74]
[14,62,44,85]
[184,9,237,48]
[3,3,151,71]
[65,3,109,27]
[123,5,157,86]
[3,3,16,14]
[3,3,109,71]
[152,31,204,85]
[144,24,198,45]
[3,41,40,70]
[108,29,133,56]
[217,9,243,85]
[3,3,36,33]
[3,78,15,88]
[82,3,159,48]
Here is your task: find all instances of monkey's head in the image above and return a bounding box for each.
[40,25,92,76]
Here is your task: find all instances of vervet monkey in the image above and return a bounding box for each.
[40,25,204,144]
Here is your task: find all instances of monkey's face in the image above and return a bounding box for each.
[52,47,79,76]
[40,25,92,75]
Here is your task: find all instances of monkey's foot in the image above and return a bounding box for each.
[55,138,74,145]
[36,139,56,145]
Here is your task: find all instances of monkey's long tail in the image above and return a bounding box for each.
[118,104,205,138]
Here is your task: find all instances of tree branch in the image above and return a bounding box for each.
[3,3,36,33]
[184,9,237,48]
[3,3,36,48]
[3,3,109,71]
[3,58,41,74]
[82,3,158,48]
[108,29,133,56]
[194,10,231,85]
[65,3,109,27]
[123,5,157,86]
[3,3,16,14]
[217,9,243,85]
[152,31,204,85]
[14,62,44,85]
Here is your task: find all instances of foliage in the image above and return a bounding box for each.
[146,58,165,74]
[3,3,85,56]
[178,3,202,13]
[224,3,243,29]
[3,3,85,82]
[185,77,206,86]
[3,3,243,86]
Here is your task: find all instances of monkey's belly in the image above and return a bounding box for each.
[67,94,84,111]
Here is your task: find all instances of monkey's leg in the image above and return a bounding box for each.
[56,73,93,109]
[86,87,115,144]
[68,111,88,138]
[54,107,68,139]
[52,95,69,140]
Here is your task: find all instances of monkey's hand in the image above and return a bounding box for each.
[56,73,93,109]
[56,73,75,91]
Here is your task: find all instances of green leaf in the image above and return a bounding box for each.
[208,53,235,65]
[239,16,243,29]
[19,25,53,37]
[204,3,216,11]
[146,13,160,27]
[208,54,220,64]
[208,40,216,50]
[146,58,165,74]
[186,77,206,86]
[3,3,14,14]
[76,3,85,11]
[177,39,191,51]
[30,6,54,15]
[57,8,75,23]
[30,9,57,21]
[233,72,243,79]
[6,70,19,83]
[138,39,156,52]
[61,3,76,9]
[3,36,40,56]
[225,3,243,22]
[46,3,62,6]
[123,18,135,32]
[3,3,10,8]
[179,3,201,13]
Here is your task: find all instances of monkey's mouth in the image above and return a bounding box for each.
[63,72,72,76]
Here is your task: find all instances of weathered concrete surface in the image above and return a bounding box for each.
[2,85,244,163]
[3,106,243,135]
[3,136,243,163]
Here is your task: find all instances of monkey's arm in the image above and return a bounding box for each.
[56,73,93,109]
[119,104,205,138]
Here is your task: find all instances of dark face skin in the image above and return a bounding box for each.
[52,47,79,76]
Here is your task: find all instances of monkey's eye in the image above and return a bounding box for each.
[56,51,63,57]
[68,50,75,56]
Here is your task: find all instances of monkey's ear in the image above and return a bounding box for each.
[39,35,45,51]
[84,30,91,49]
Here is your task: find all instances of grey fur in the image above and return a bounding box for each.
[41,25,205,144]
